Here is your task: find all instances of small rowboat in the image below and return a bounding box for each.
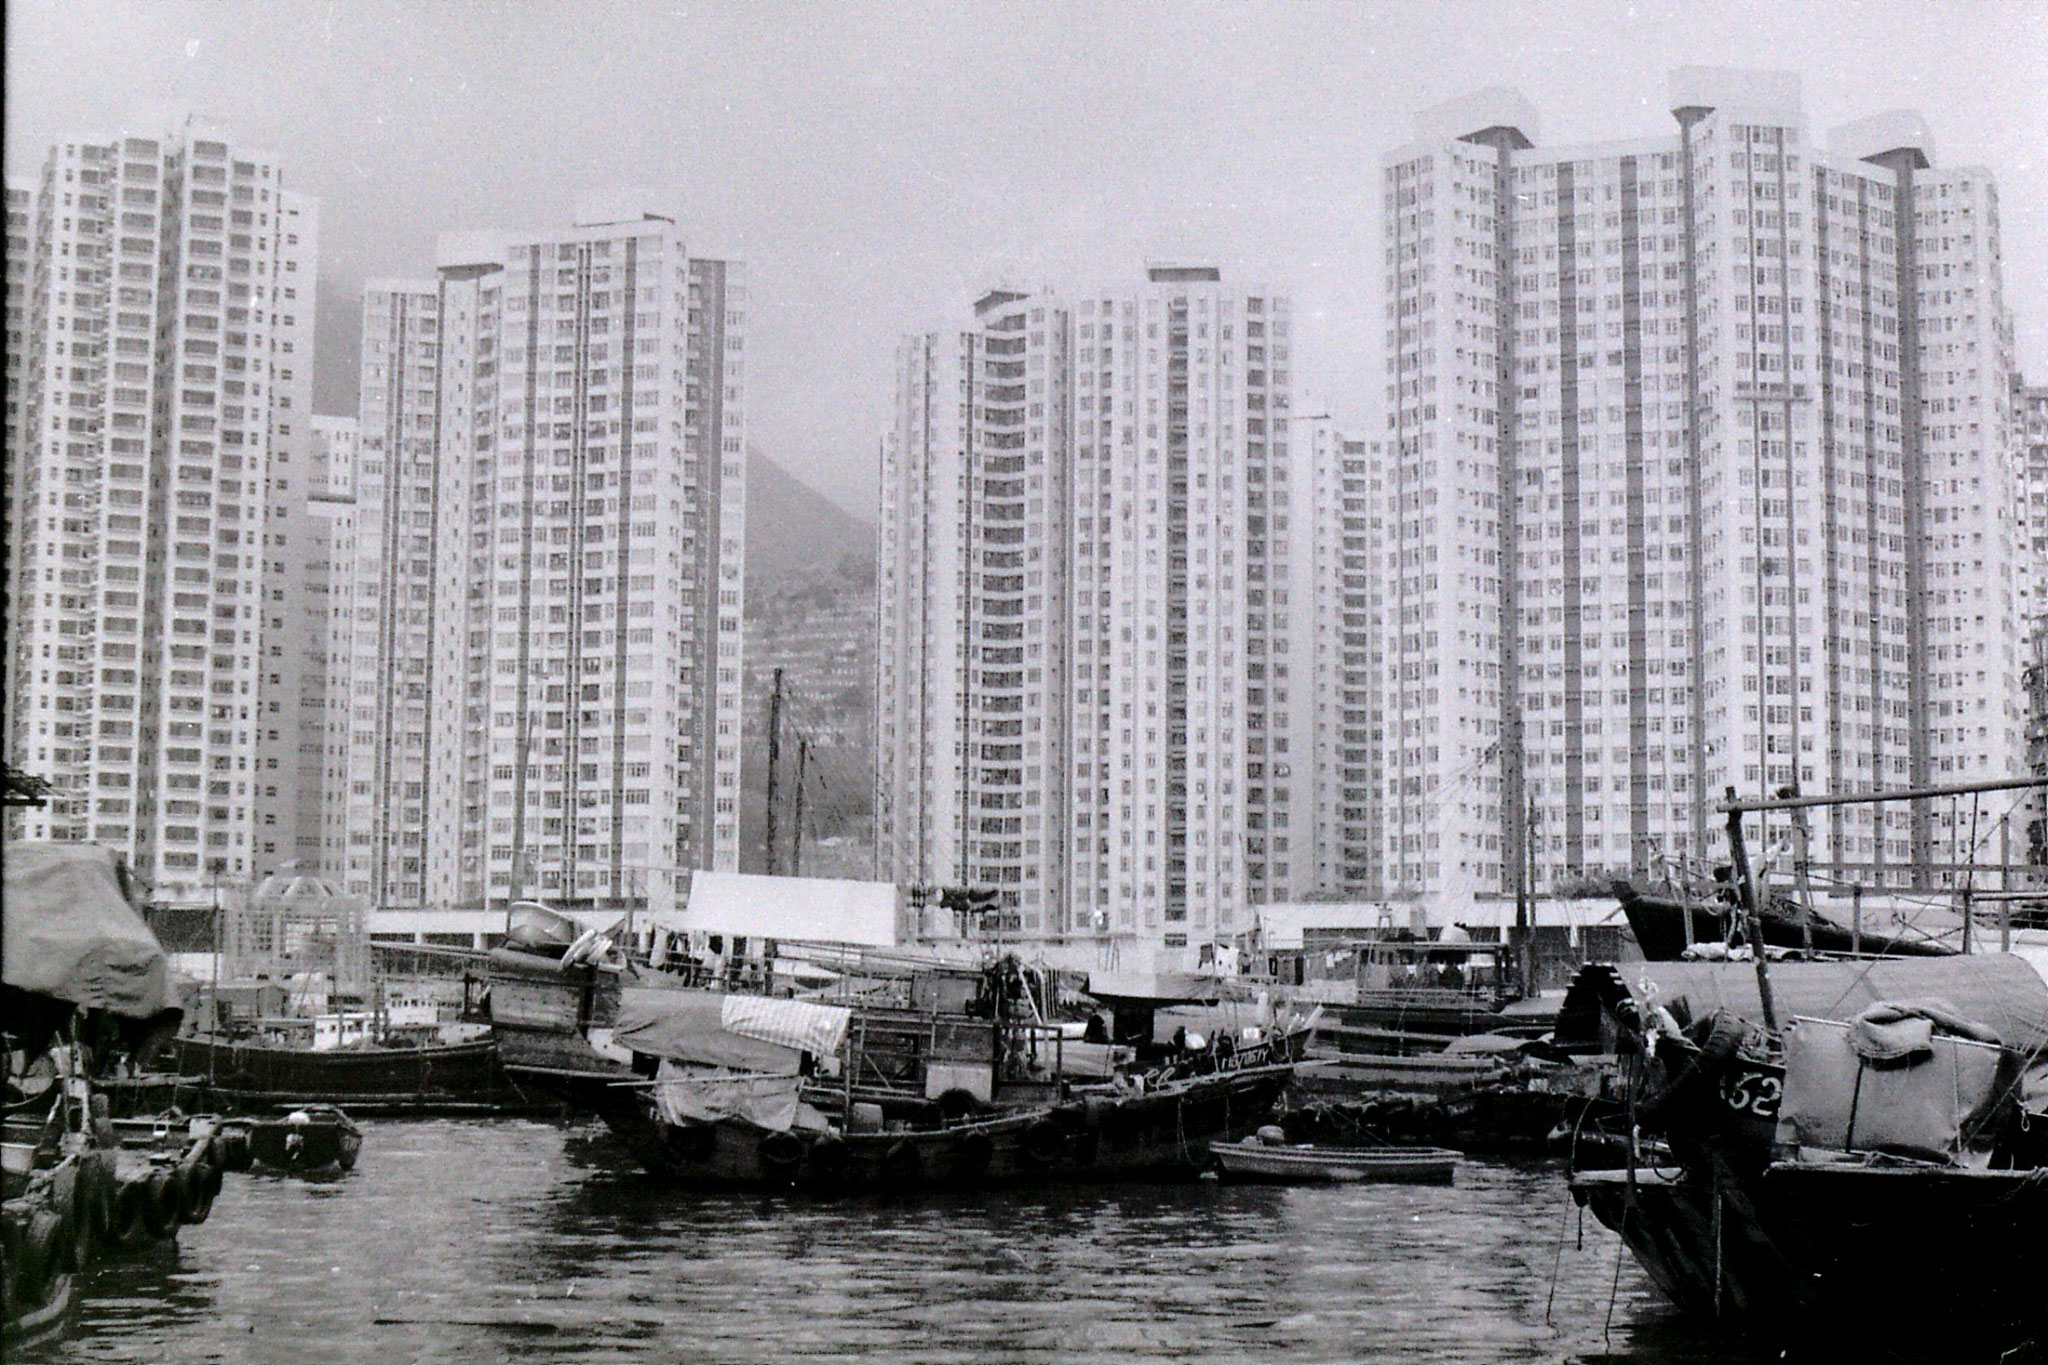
[233,1105,362,1175]
[1212,1136,1458,1185]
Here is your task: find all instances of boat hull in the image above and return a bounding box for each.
[1574,1160,2047,1354]
[236,1109,362,1174]
[172,1036,535,1115]
[1616,887,1955,960]
[600,1063,1295,1191]
[1214,1140,1457,1184]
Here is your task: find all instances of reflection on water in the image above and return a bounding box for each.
[15,1119,1777,1364]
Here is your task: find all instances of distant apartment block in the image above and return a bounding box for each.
[4,120,316,900]
[337,198,746,912]
[282,414,359,881]
[879,268,1347,956]
[2017,382,2048,873]
[1290,414,1384,899]
[1378,69,2024,917]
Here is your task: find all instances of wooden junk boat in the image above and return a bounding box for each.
[160,869,530,1117]
[170,1033,514,1116]
[3,843,235,1342]
[481,913,1312,1190]
[1611,877,1958,961]
[1557,781,2048,1359]
[1243,936,1592,1152]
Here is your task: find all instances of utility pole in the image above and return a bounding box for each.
[1725,788,1778,1032]
[1787,787,1817,957]
[207,857,226,1086]
[764,667,784,876]
[791,738,810,878]
[1520,794,1539,995]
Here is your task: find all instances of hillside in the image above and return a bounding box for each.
[739,448,878,877]
[744,449,873,607]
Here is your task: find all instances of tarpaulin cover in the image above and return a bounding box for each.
[719,994,850,1058]
[651,1062,828,1134]
[1557,955,2048,1061]
[611,988,801,1074]
[1783,1014,2005,1162]
[3,842,171,1019]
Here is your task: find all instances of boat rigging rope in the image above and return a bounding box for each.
[1543,1186,1573,1327]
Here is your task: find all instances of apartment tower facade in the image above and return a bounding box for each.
[1379,69,2023,917]
[338,198,746,912]
[5,121,316,900]
[879,268,1333,956]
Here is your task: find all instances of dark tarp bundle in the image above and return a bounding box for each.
[611,987,802,1074]
[3,842,172,1020]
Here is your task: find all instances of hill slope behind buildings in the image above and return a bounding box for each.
[741,451,877,878]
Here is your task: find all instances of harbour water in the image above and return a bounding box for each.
[20,1119,1769,1365]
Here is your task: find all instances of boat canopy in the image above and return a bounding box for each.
[3,842,173,1019]
[611,987,804,1074]
[1556,955,2048,1061]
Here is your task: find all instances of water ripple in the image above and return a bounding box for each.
[13,1118,1773,1365]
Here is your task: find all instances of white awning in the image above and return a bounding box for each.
[720,994,851,1058]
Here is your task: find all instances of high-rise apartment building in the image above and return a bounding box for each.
[2017,383,2048,873]
[4,179,40,711]
[5,120,316,900]
[1378,69,2024,917]
[1289,414,1385,898]
[261,413,359,882]
[338,198,746,912]
[879,268,1327,956]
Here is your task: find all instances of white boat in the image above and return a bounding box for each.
[1212,1136,1458,1184]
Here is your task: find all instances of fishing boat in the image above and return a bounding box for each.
[1557,779,2048,1358]
[3,843,236,1342]
[170,1033,522,1116]
[227,1105,362,1175]
[1243,936,1585,1150]
[486,926,1312,1190]
[1611,877,1957,960]
[162,867,537,1116]
[1212,1128,1458,1184]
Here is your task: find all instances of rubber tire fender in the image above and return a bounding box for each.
[140,1168,179,1240]
[934,1088,982,1125]
[881,1138,923,1186]
[3,1211,43,1311]
[950,1130,993,1180]
[26,1207,69,1299]
[67,1164,99,1273]
[113,1177,153,1247]
[182,1160,219,1226]
[1021,1118,1065,1167]
[217,1129,254,1173]
[757,1130,803,1184]
[805,1136,850,1189]
[87,1154,118,1246]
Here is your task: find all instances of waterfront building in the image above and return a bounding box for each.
[1378,69,2025,918]
[4,120,316,900]
[338,197,746,913]
[879,268,1338,957]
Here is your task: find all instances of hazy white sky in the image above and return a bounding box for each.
[9,0,2045,515]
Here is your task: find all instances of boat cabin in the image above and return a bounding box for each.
[1246,936,1515,1012]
